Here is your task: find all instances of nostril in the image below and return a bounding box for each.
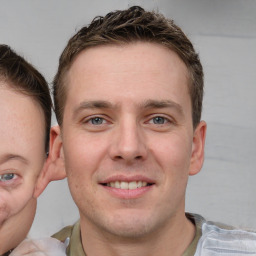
[113,155,143,161]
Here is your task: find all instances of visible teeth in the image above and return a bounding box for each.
[128,181,137,190]
[107,181,149,190]
[120,181,128,189]
[115,181,120,188]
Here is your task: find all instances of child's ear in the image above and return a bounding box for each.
[189,121,207,176]
[34,126,66,198]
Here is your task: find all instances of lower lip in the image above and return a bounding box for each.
[101,185,154,199]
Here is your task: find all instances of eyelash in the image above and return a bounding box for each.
[82,116,109,125]
[147,113,176,126]
[89,117,107,125]
[148,116,170,125]
[0,173,17,182]
[81,114,175,129]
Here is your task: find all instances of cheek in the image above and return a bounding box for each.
[0,183,35,224]
[63,134,107,179]
[0,198,37,254]
[150,133,192,172]
[63,137,104,207]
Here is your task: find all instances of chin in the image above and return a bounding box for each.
[98,212,157,239]
[110,225,151,239]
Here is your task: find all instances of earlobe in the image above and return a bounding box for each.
[33,126,66,198]
[189,121,207,176]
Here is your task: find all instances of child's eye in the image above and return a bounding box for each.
[0,173,16,182]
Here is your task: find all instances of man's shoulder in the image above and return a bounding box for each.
[190,213,256,256]
[52,215,256,256]
[52,221,85,256]
[52,224,75,243]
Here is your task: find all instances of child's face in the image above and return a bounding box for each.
[0,83,46,253]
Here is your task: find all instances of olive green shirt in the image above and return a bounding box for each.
[52,213,204,256]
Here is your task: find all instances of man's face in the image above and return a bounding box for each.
[59,42,205,238]
[0,84,46,253]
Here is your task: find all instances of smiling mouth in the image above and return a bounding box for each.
[102,181,153,190]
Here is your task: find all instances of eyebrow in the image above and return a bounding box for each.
[76,100,113,110]
[73,100,114,118]
[73,99,184,117]
[142,99,184,113]
[0,154,29,165]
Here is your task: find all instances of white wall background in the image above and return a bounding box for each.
[0,0,255,237]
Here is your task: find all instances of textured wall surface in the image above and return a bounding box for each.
[0,0,255,237]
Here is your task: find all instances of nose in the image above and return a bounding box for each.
[0,196,9,225]
[109,119,148,163]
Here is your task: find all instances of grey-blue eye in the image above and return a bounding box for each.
[90,117,104,125]
[0,173,15,181]
[152,116,166,124]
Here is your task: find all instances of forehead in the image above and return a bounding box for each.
[0,83,45,158]
[69,42,188,79]
[65,42,190,109]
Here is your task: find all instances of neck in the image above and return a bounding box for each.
[80,213,195,256]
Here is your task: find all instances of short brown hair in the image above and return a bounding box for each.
[0,44,52,152]
[53,6,203,128]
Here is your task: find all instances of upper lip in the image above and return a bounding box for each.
[99,175,156,184]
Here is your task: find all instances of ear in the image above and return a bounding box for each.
[189,121,207,176]
[34,125,66,198]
